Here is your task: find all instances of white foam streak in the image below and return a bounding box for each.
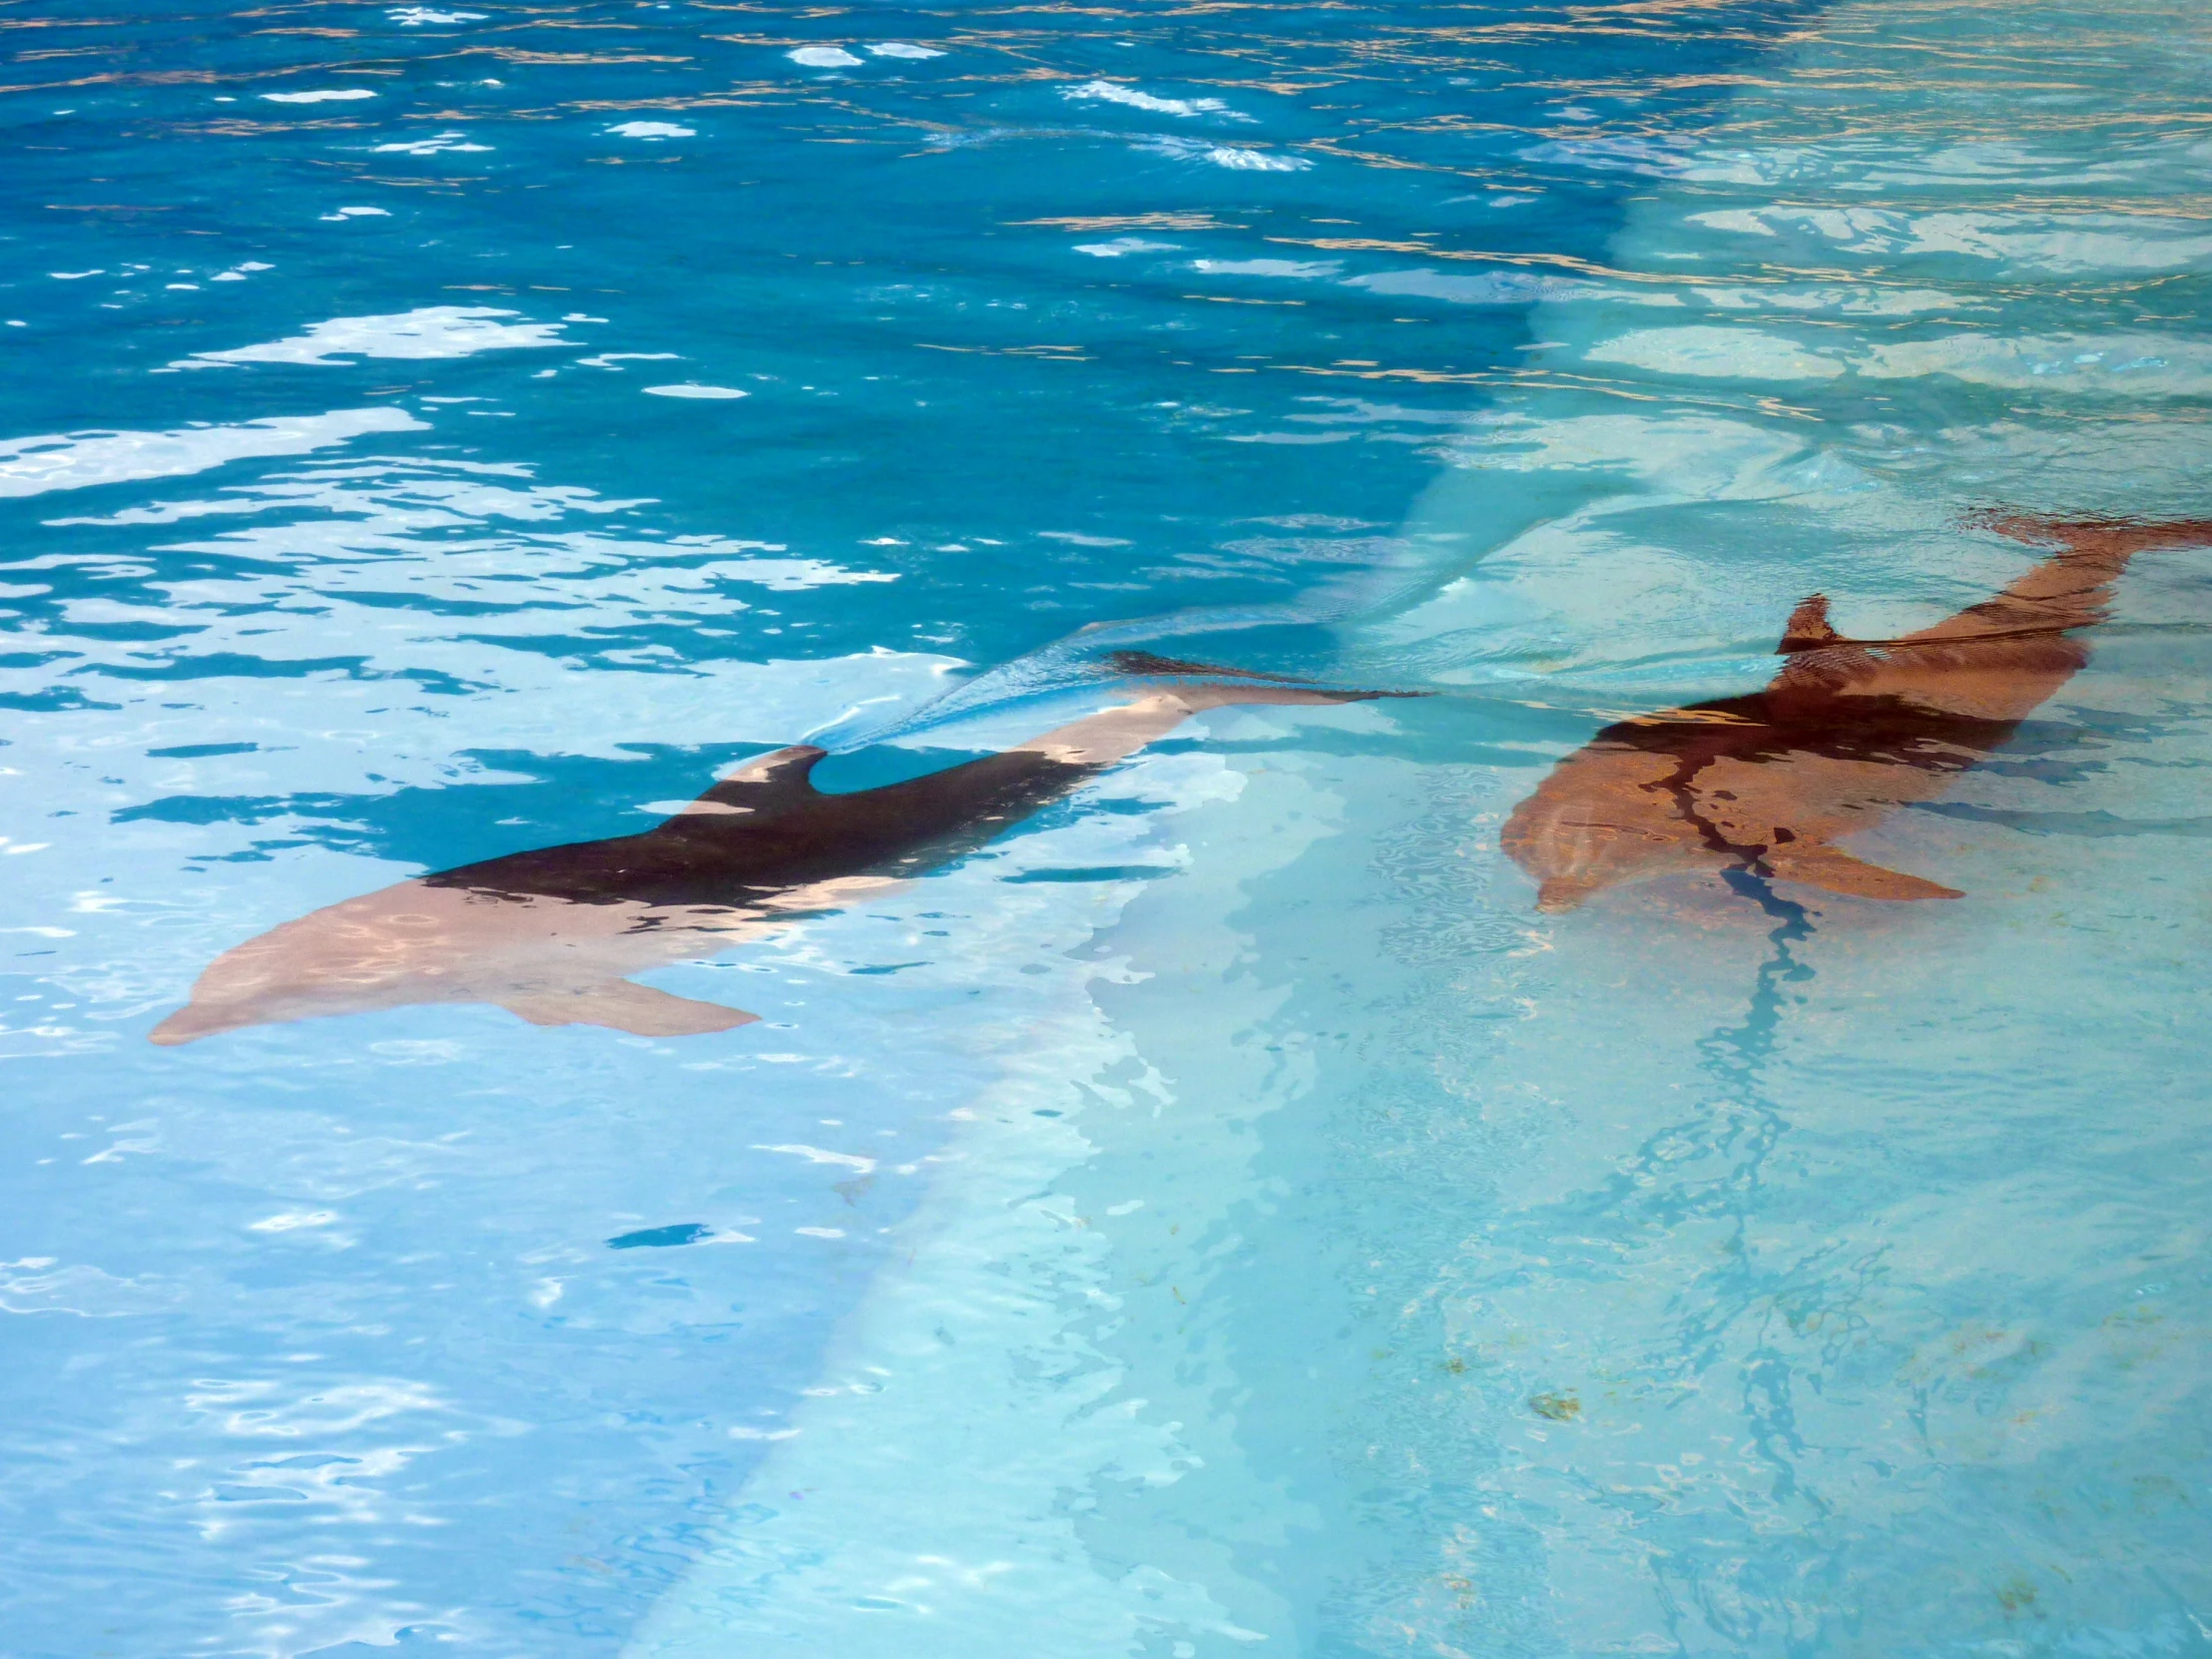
[1072,238,1180,258]
[754,1144,879,1173]
[370,131,491,155]
[1194,258,1339,278]
[1062,80,1240,119]
[170,306,566,369]
[0,409,423,499]
[1143,137,1305,171]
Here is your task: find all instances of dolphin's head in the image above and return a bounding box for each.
[150,954,293,1046]
[150,999,257,1046]
[149,895,460,1045]
[149,981,393,1045]
[150,949,421,1045]
[1502,745,1726,912]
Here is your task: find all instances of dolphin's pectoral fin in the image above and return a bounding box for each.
[1762,845,1963,902]
[499,981,760,1036]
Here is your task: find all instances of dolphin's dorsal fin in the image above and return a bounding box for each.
[1777,594,1844,654]
[679,745,829,820]
[500,981,760,1036]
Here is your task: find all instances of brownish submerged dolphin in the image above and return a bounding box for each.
[153,657,1387,1044]
[1502,515,2212,913]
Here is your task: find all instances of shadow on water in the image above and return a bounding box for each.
[1683,869,1827,1508]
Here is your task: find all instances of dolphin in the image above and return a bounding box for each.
[152,657,1386,1044]
[1501,515,2212,912]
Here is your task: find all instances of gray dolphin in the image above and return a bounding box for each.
[152,658,1384,1044]
[1502,515,2212,912]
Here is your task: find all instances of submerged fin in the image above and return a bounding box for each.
[500,981,760,1036]
[1777,594,1844,654]
[1763,845,1962,902]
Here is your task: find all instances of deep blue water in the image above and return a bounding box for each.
[4,0,2212,1654]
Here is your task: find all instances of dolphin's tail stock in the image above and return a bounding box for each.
[1766,511,2212,722]
[1772,514,2212,661]
[1979,511,2212,561]
[1911,512,2212,645]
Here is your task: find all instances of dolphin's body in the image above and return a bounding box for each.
[153,664,1372,1044]
[1502,516,2211,912]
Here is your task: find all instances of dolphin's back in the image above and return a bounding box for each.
[1617,684,2027,775]
[423,745,1098,909]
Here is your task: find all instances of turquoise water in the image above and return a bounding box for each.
[4,0,2211,1653]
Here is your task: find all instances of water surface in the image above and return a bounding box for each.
[2,0,2209,1654]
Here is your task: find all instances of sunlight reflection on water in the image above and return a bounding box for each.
[1,0,2209,1652]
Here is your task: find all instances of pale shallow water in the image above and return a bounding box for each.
[1,0,2209,1655]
